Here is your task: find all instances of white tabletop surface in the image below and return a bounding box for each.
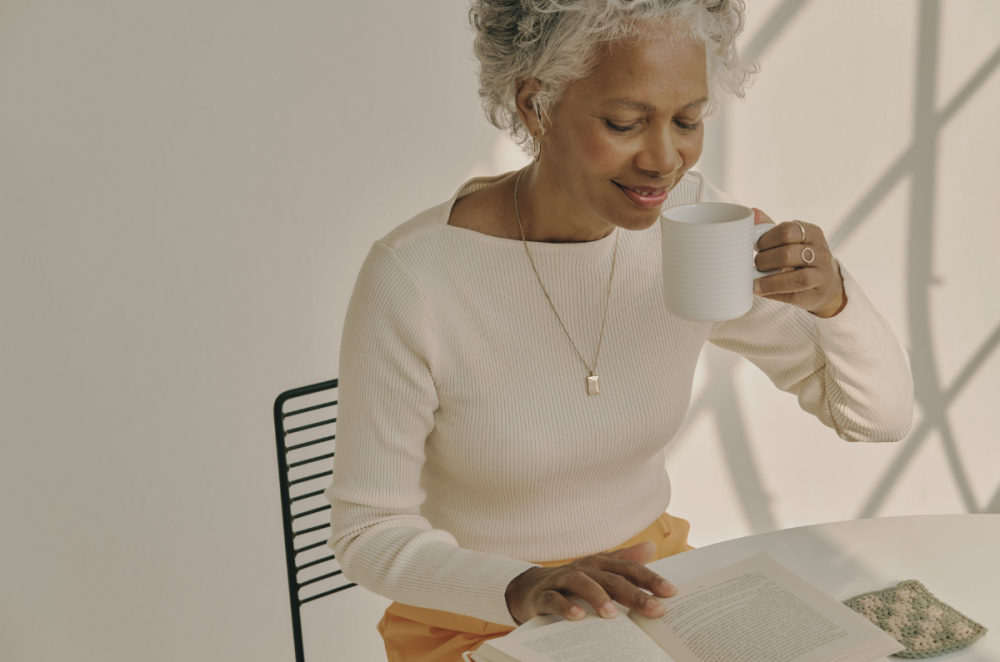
[651,515,999,661]
[520,515,999,661]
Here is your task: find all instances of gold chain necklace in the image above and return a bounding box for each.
[514,167,620,396]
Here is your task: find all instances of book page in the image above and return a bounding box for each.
[483,605,675,662]
[629,552,903,662]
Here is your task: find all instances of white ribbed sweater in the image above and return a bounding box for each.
[326,170,914,628]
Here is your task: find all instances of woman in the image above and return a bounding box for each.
[326,1,915,660]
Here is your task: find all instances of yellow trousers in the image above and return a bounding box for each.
[376,512,694,662]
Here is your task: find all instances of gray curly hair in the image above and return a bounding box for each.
[469,0,759,154]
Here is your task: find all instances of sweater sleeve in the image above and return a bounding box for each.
[325,241,538,627]
[700,178,915,442]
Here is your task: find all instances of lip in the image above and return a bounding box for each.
[613,181,669,208]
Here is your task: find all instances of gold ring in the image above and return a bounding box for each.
[793,220,806,243]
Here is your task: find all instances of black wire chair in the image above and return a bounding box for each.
[274,378,357,662]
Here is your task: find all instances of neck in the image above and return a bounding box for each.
[514,163,617,243]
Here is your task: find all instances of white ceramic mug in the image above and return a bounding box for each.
[660,202,781,322]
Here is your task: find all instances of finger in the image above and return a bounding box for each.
[754,266,818,297]
[539,589,587,621]
[751,208,775,252]
[776,220,822,247]
[594,554,677,599]
[591,569,668,618]
[757,219,813,253]
[794,219,826,245]
[559,569,620,619]
[593,558,673,618]
[751,207,774,226]
[754,242,826,273]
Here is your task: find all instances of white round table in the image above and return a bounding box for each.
[642,514,999,660]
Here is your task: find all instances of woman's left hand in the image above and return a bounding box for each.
[751,208,846,318]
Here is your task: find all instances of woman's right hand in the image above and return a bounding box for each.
[504,540,678,625]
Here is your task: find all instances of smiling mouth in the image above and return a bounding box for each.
[613,181,668,196]
[612,181,671,209]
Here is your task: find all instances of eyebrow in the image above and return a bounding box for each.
[604,96,709,113]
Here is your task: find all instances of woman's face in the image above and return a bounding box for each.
[535,27,708,234]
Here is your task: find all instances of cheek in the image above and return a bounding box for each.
[680,130,704,165]
[571,127,628,172]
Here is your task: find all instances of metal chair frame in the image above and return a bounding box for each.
[274,378,357,662]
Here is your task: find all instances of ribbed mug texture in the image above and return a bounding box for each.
[661,202,772,322]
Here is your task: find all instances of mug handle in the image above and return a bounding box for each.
[753,223,782,278]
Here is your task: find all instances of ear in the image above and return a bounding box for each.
[514,77,545,138]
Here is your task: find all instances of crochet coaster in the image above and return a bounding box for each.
[843,580,987,658]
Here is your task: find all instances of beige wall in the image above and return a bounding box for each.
[2,1,997,660]
[677,0,1000,545]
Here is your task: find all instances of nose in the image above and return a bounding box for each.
[635,124,682,179]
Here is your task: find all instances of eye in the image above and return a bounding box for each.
[674,120,702,132]
[604,119,637,133]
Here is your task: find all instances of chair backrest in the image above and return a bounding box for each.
[274,378,357,662]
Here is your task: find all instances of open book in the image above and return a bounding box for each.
[466,552,905,662]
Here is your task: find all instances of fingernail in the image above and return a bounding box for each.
[658,580,677,595]
[648,599,665,615]
[602,603,618,618]
[569,606,583,618]
[753,281,761,294]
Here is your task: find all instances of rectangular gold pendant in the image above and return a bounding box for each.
[587,374,601,396]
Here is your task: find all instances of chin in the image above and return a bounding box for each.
[613,206,663,233]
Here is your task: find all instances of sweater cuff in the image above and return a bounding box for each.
[807,257,915,440]
[810,258,868,334]
[379,537,542,627]
[474,556,543,627]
